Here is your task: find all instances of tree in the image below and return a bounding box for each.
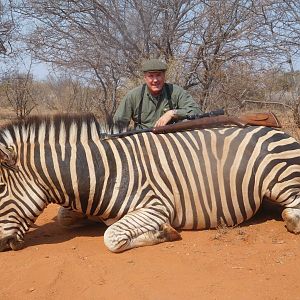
[3,70,37,119]
[7,0,300,118]
[0,0,10,53]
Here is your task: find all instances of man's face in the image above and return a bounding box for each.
[144,71,166,96]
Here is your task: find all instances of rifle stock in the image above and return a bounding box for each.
[237,112,281,127]
[153,112,281,135]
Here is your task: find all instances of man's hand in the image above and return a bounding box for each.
[154,110,177,127]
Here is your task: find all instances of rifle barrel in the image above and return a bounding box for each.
[186,108,224,120]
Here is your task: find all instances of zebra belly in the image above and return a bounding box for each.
[171,190,259,230]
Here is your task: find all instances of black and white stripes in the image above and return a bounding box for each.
[1,114,300,252]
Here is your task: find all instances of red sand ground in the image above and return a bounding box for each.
[0,203,299,300]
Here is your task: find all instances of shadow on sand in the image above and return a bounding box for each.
[24,199,285,248]
[25,217,108,248]
[240,199,284,227]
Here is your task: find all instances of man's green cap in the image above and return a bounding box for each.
[141,59,167,72]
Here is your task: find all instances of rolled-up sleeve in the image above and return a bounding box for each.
[113,94,133,127]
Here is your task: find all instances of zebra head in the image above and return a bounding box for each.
[0,144,24,251]
[0,143,48,251]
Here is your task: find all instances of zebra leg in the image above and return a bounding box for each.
[103,209,181,253]
[282,207,300,234]
[57,207,88,228]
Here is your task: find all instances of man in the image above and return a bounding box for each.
[114,59,202,129]
[57,60,202,228]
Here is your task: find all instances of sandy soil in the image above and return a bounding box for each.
[0,203,300,300]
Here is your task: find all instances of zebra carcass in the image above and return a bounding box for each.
[0,114,299,252]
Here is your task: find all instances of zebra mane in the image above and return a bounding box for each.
[0,113,118,145]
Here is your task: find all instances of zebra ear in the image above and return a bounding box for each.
[0,145,17,165]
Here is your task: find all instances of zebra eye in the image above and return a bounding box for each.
[0,183,6,194]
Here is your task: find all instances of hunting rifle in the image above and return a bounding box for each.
[110,110,281,138]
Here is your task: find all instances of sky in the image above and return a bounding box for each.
[31,62,52,80]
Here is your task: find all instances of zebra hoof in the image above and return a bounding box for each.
[57,207,87,228]
[160,224,182,241]
[282,208,300,234]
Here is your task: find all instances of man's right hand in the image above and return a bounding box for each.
[154,110,177,127]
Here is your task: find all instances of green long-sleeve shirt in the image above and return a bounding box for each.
[114,83,202,129]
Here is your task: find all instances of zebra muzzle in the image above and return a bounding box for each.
[0,235,24,252]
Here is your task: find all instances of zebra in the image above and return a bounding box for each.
[0,114,300,253]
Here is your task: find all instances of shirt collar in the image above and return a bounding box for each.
[146,85,165,102]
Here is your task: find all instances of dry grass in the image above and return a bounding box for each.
[0,108,16,125]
